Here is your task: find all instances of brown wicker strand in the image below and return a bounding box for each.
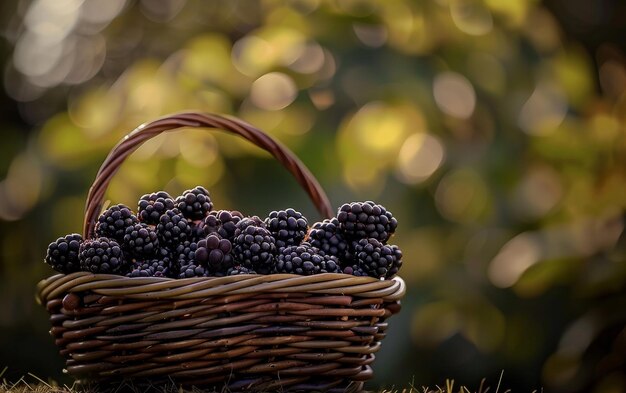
[37,272,406,304]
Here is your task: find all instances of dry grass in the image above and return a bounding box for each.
[1,368,526,393]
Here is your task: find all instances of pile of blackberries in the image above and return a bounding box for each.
[45,186,403,279]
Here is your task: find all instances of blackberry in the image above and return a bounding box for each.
[265,209,308,249]
[79,237,127,274]
[385,245,403,279]
[203,210,244,241]
[175,186,213,219]
[157,208,192,247]
[233,223,276,274]
[45,234,83,273]
[196,234,234,274]
[127,259,170,278]
[170,240,198,266]
[123,223,159,259]
[227,266,257,275]
[275,242,341,275]
[306,218,349,261]
[178,262,208,278]
[336,201,397,242]
[95,204,139,242]
[352,238,397,278]
[138,191,175,224]
[342,264,368,277]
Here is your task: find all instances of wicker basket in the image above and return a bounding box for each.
[37,112,406,392]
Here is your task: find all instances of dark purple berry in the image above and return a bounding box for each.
[306,218,349,261]
[45,234,83,273]
[203,210,244,241]
[123,223,159,258]
[175,186,213,219]
[233,221,276,274]
[265,209,308,249]
[156,208,192,247]
[275,242,341,275]
[95,204,139,242]
[138,191,175,224]
[336,201,397,242]
[79,237,128,274]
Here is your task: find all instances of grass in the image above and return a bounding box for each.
[0,368,525,393]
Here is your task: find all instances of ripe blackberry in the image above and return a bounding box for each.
[306,218,349,261]
[123,223,159,258]
[157,208,192,247]
[233,223,276,274]
[178,262,208,278]
[385,245,403,279]
[275,242,341,275]
[45,234,83,273]
[127,259,170,278]
[265,209,308,249]
[336,201,397,243]
[196,234,234,274]
[342,264,368,277]
[95,204,139,242]
[170,240,198,266]
[352,238,397,278]
[138,191,175,224]
[227,266,256,275]
[175,186,213,219]
[79,237,127,274]
[203,210,244,241]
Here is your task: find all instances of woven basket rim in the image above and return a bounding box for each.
[38,272,406,304]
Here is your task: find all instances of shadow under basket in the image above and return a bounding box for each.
[36,112,406,392]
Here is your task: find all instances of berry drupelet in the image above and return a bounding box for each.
[265,208,308,249]
[233,221,276,274]
[45,234,83,273]
[203,210,244,242]
[79,237,127,274]
[306,218,349,260]
[95,204,139,242]
[336,201,397,243]
[196,234,234,275]
[123,223,159,259]
[157,208,192,248]
[138,191,175,225]
[175,186,213,220]
[275,242,341,275]
[351,238,397,278]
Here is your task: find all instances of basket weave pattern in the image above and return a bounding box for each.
[37,113,406,392]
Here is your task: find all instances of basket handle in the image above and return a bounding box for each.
[83,112,334,238]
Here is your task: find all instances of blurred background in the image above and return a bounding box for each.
[1,0,625,391]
